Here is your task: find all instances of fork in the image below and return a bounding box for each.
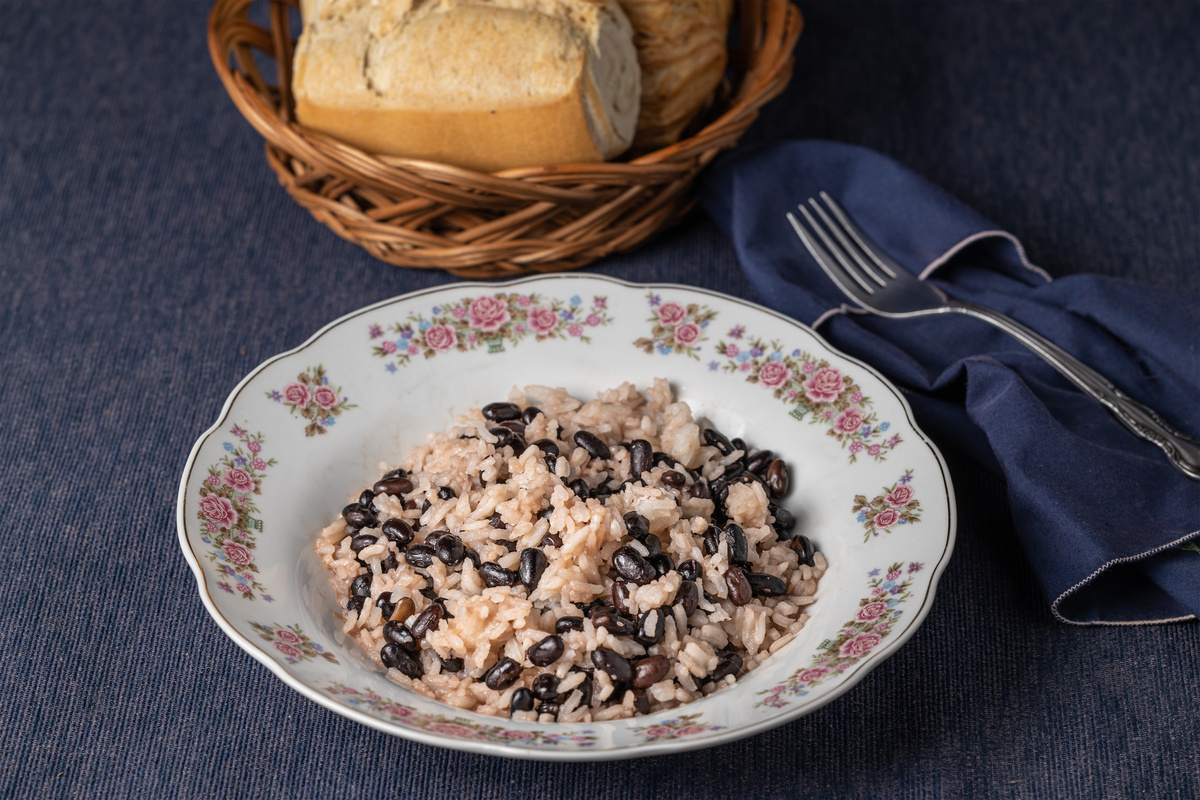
[787,192,1200,481]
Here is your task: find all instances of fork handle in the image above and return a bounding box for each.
[949,300,1200,480]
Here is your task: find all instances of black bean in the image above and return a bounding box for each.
[632,654,670,688]
[791,534,816,567]
[489,512,506,530]
[420,499,431,513]
[766,459,790,498]
[424,530,448,547]
[555,616,584,634]
[707,651,743,683]
[464,548,481,568]
[648,552,674,578]
[381,518,414,547]
[482,402,522,422]
[590,648,633,683]
[589,606,636,636]
[703,427,735,456]
[341,502,376,529]
[437,486,457,501]
[358,489,377,507]
[537,506,553,521]
[676,580,700,617]
[374,475,414,496]
[731,436,748,454]
[569,478,591,499]
[531,673,560,701]
[404,544,435,569]
[519,548,548,591]
[381,468,408,481]
[629,439,653,478]
[350,533,379,553]
[574,669,595,705]
[489,426,514,448]
[479,561,518,587]
[688,480,711,500]
[346,595,365,612]
[536,701,561,717]
[521,405,543,425]
[631,688,650,715]
[745,449,774,476]
[485,657,522,690]
[703,528,719,556]
[591,483,614,499]
[380,644,422,678]
[439,655,464,673]
[769,504,797,537]
[725,566,752,606]
[495,538,518,553]
[573,430,611,460]
[540,533,562,548]
[652,451,678,468]
[623,512,650,540]
[434,533,465,567]
[380,554,399,573]
[637,532,661,557]
[410,603,444,638]
[350,573,373,597]
[419,585,438,601]
[527,635,565,667]
[677,559,702,581]
[661,470,686,488]
[375,595,395,619]
[383,620,419,652]
[612,546,656,585]
[747,572,787,597]
[510,687,535,713]
[723,522,749,565]
[405,499,420,511]
[612,580,632,616]
[634,608,666,646]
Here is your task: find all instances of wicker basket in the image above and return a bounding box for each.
[208,0,803,278]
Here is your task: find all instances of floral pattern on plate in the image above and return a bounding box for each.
[196,425,276,601]
[267,364,356,437]
[250,622,338,664]
[631,713,724,742]
[757,561,925,709]
[853,470,923,541]
[322,684,599,747]
[370,292,612,371]
[633,292,718,359]
[708,331,902,463]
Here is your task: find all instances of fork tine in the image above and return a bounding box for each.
[807,198,891,286]
[818,192,900,279]
[786,210,876,305]
[796,205,878,295]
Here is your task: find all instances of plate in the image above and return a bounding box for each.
[176,274,955,760]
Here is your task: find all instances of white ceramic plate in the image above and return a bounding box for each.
[177,274,955,760]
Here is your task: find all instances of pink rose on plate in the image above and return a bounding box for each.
[199,495,238,529]
[252,458,266,470]
[516,294,532,307]
[796,667,830,683]
[283,382,310,407]
[313,385,339,410]
[643,726,671,737]
[673,322,701,346]
[424,324,457,352]
[528,306,558,334]
[221,541,253,565]
[429,723,476,738]
[803,367,845,403]
[468,295,511,332]
[381,704,411,717]
[886,486,915,507]
[656,302,687,327]
[247,440,261,453]
[677,726,708,736]
[757,361,792,389]
[380,340,397,354]
[724,344,739,358]
[274,642,302,659]
[848,441,864,454]
[223,466,254,493]
[839,632,882,658]
[867,444,881,457]
[500,729,535,740]
[275,629,302,645]
[206,475,221,487]
[855,601,888,622]
[802,360,817,374]
[407,345,419,356]
[873,508,901,529]
[887,568,903,580]
[567,324,583,337]
[832,407,865,436]
[586,314,602,327]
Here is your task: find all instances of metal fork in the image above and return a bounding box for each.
[787,192,1200,481]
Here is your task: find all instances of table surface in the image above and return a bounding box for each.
[2,1,1197,797]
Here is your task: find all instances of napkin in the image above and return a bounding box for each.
[699,140,1200,625]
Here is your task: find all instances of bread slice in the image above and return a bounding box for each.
[617,0,732,150]
[293,0,640,172]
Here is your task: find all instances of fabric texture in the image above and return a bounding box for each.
[700,140,1200,625]
[1,1,1198,798]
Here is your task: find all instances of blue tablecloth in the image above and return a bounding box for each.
[1,1,1197,797]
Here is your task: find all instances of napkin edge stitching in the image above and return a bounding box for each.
[919,230,1053,283]
[1051,528,1200,626]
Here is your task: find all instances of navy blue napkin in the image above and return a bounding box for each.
[699,140,1200,625]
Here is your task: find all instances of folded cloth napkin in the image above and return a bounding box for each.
[699,140,1200,625]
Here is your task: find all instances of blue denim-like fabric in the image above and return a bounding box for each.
[0,1,1197,798]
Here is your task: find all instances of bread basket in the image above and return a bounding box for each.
[208,0,803,278]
